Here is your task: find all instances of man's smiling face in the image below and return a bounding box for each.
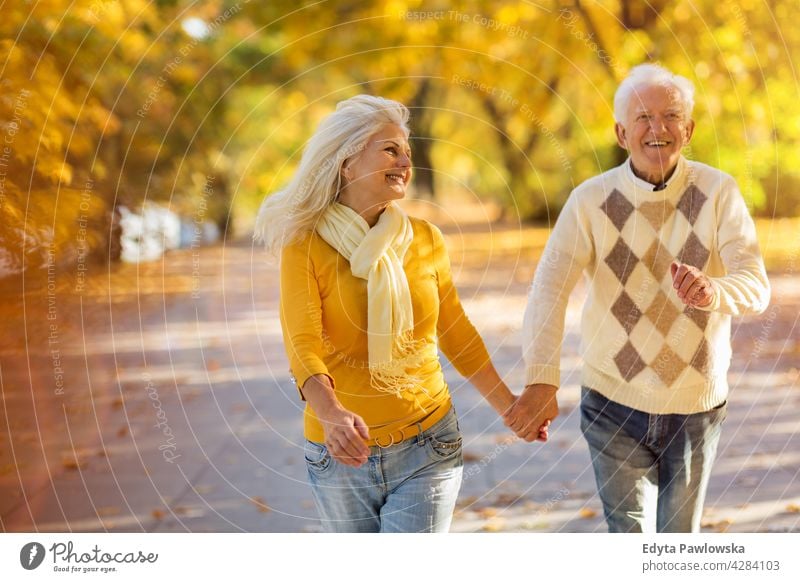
[615,83,695,185]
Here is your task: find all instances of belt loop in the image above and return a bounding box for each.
[416,421,425,446]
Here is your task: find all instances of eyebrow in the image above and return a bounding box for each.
[634,110,683,118]
[376,139,411,150]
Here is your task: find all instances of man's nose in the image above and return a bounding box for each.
[649,116,667,133]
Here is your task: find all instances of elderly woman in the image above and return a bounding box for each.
[510,64,770,532]
[256,95,537,533]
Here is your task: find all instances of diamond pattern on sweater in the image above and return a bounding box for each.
[677,185,707,225]
[639,200,675,231]
[599,185,715,389]
[605,239,639,285]
[644,290,681,336]
[689,338,710,373]
[600,189,635,231]
[642,240,672,282]
[652,345,685,385]
[678,232,710,269]
[611,291,643,333]
[684,306,711,330]
[614,341,647,381]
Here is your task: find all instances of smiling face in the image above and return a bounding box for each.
[615,83,695,185]
[338,124,412,224]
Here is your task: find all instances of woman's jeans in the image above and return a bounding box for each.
[304,406,463,532]
[580,387,726,533]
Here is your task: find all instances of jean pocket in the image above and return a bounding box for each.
[304,440,333,474]
[426,424,463,460]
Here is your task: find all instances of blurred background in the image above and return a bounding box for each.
[1,1,798,533]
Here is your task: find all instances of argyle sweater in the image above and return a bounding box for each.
[522,156,770,414]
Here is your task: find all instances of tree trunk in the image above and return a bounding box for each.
[408,79,435,199]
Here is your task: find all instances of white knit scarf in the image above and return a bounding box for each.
[316,202,426,398]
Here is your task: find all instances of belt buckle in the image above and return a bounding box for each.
[374,432,396,449]
[374,424,415,448]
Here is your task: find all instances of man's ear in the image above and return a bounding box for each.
[614,122,628,149]
[683,119,695,145]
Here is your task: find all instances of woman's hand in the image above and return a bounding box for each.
[317,405,371,467]
[301,374,371,467]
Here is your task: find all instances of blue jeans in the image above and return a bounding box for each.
[304,406,463,532]
[580,387,726,533]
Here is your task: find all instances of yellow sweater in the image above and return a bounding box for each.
[279,217,491,445]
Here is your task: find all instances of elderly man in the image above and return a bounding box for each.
[505,63,770,532]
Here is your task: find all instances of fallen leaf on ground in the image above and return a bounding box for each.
[702,518,733,532]
[494,493,523,506]
[174,506,205,518]
[97,507,121,517]
[251,496,270,513]
[462,451,482,463]
[61,452,88,470]
[715,519,733,532]
[456,495,478,509]
[477,507,499,518]
[579,508,597,519]
[481,519,505,532]
[786,503,800,513]
[151,509,165,520]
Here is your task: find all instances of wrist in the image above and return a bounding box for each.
[488,385,515,413]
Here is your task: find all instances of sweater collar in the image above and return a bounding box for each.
[622,156,688,199]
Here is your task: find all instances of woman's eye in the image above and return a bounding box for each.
[386,148,397,155]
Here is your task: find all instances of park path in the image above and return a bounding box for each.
[1,226,798,533]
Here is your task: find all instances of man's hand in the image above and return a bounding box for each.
[671,262,715,307]
[318,405,371,467]
[503,384,558,442]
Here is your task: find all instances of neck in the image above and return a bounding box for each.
[630,160,678,187]
[337,195,388,227]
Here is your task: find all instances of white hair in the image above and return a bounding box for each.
[614,63,695,123]
[254,95,410,255]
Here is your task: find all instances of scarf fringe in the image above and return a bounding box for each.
[368,331,430,408]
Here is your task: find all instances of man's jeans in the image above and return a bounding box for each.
[580,387,726,532]
[305,406,463,532]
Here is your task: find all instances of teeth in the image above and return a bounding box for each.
[648,141,668,146]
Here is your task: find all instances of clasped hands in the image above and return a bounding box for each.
[503,383,558,443]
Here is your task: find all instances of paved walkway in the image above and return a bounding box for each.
[1,232,798,533]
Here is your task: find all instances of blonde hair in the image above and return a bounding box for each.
[254,95,410,255]
[614,63,695,123]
